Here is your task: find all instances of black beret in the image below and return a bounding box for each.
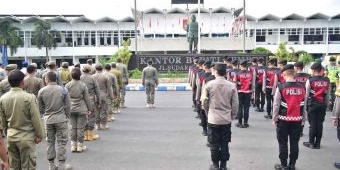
[251,58,258,62]
[240,60,248,66]
[310,62,322,70]
[194,56,200,60]
[214,63,226,71]
[281,64,294,73]
[198,60,205,65]
[104,64,111,69]
[204,60,212,68]
[268,58,277,64]
[294,61,304,68]
[258,58,264,62]
[278,59,288,65]
[223,55,229,60]
[231,59,238,65]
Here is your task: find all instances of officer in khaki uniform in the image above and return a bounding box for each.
[92,64,114,130]
[111,63,123,114]
[24,65,45,96]
[81,65,101,141]
[142,60,159,108]
[0,64,18,97]
[104,64,118,122]
[87,59,96,75]
[38,71,72,170]
[59,62,72,86]
[116,58,129,108]
[42,61,62,86]
[0,70,45,170]
[66,68,92,153]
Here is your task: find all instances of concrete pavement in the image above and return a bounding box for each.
[35,91,340,170]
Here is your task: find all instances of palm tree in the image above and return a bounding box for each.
[0,18,23,65]
[33,20,60,61]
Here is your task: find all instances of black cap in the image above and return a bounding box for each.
[310,62,323,70]
[258,58,264,63]
[294,61,304,68]
[231,59,238,66]
[223,55,229,60]
[198,60,205,65]
[251,58,258,63]
[281,64,294,73]
[104,64,111,70]
[214,63,226,71]
[204,60,212,68]
[278,59,287,65]
[240,60,248,67]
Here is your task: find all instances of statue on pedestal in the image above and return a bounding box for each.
[187,15,198,53]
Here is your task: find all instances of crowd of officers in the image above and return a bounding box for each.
[0,58,129,170]
[188,56,340,170]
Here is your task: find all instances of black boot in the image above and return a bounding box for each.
[314,138,321,149]
[303,141,315,149]
[209,162,219,170]
[288,160,296,170]
[274,164,288,170]
[220,161,227,170]
[264,114,272,119]
[334,162,340,169]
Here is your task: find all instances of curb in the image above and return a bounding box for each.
[126,84,192,91]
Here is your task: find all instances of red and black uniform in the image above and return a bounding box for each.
[235,70,253,126]
[294,73,310,87]
[224,65,233,79]
[263,67,281,117]
[255,65,266,111]
[306,75,330,148]
[195,68,205,116]
[227,68,240,82]
[273,81,306,168]
[189,65,199,107]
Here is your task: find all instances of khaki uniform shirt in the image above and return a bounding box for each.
[116,63,129,84]
[0,88,45,141]
[59,68,72,85]
[92,72,114,101]
[202,76,239,125]
[104,71,119,96]
[142,66,159,86]
[42,69,62,86]
[38,82,71,124]
[110,69,123,90]
[24,75,45,96]
[65,80,92,113]
[0,78,11,97]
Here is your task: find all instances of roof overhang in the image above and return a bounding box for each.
[166,8,186,14]
[22,16,43,23]
[48,16,70,23]
[258,14,280,21]
[282,13,305,20]
[144,8,164,14]
[95,17,117,23]
[189,8,210,13]
[120,17,135,22]
[72,16,94,23]
[307,13,329,20]
[211,7,232,14]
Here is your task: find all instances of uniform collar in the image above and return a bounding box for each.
[10,87,23,91]
[47,82,58,85]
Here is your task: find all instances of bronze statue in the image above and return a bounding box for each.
[187,15,198,53]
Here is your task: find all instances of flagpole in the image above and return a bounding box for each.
[243,0,246,53]
[134,0,138,55]
[197,0,201,54]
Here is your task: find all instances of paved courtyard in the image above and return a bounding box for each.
[36,91,340,170]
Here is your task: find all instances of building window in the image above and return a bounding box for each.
[256,36,265,42]
[329,34,340,41]
[288,35,299,41]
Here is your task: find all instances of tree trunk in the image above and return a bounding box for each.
[45,47,51,61]
[2,45,8,66]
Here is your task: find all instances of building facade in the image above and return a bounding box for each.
[1,7,340,66]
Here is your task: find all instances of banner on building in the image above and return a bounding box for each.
[171,0,204,4]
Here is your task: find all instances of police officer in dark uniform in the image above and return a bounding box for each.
[189,57,199,110]
[254,58,266,112]
[226,60,240,81]
[234,60,255,128]
[223,57,233,72]
[263,58,280,119]
[303,62,331,149]
[272,64,306,170]
[195,60,206,119]
[249,58,258,107]
[294,61,310,136]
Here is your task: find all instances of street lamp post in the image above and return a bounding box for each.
[243,0,246,53]
[134,0,138,55]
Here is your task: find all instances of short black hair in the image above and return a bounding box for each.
[117,58,122,63]
[8,70,25,87]
[105,64,111,70]
[87,59,93,64]
[71,68,81,80]
[27,65,36,74]
[111,63,117,68]
[147,60,153,65]
[46,71,57,83]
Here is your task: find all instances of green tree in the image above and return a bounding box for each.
[0,18,23,65]
[297,50,314,66]
[99,53,118,66]
[251,47,272,54]
[275,42,291,61]
[117,39,132,65]
[33,20,60,61]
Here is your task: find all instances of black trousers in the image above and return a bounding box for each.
[238,93,251,124]
[276,121,302,166]
[208,124,231,164]
[255,83,265,109]
[265,88,273,115]
[200,110,208,133]
[192,89,196,107]
[337,120,340,142]
[308,103,327,144]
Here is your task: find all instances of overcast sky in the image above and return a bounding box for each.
[0,0,339,19]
